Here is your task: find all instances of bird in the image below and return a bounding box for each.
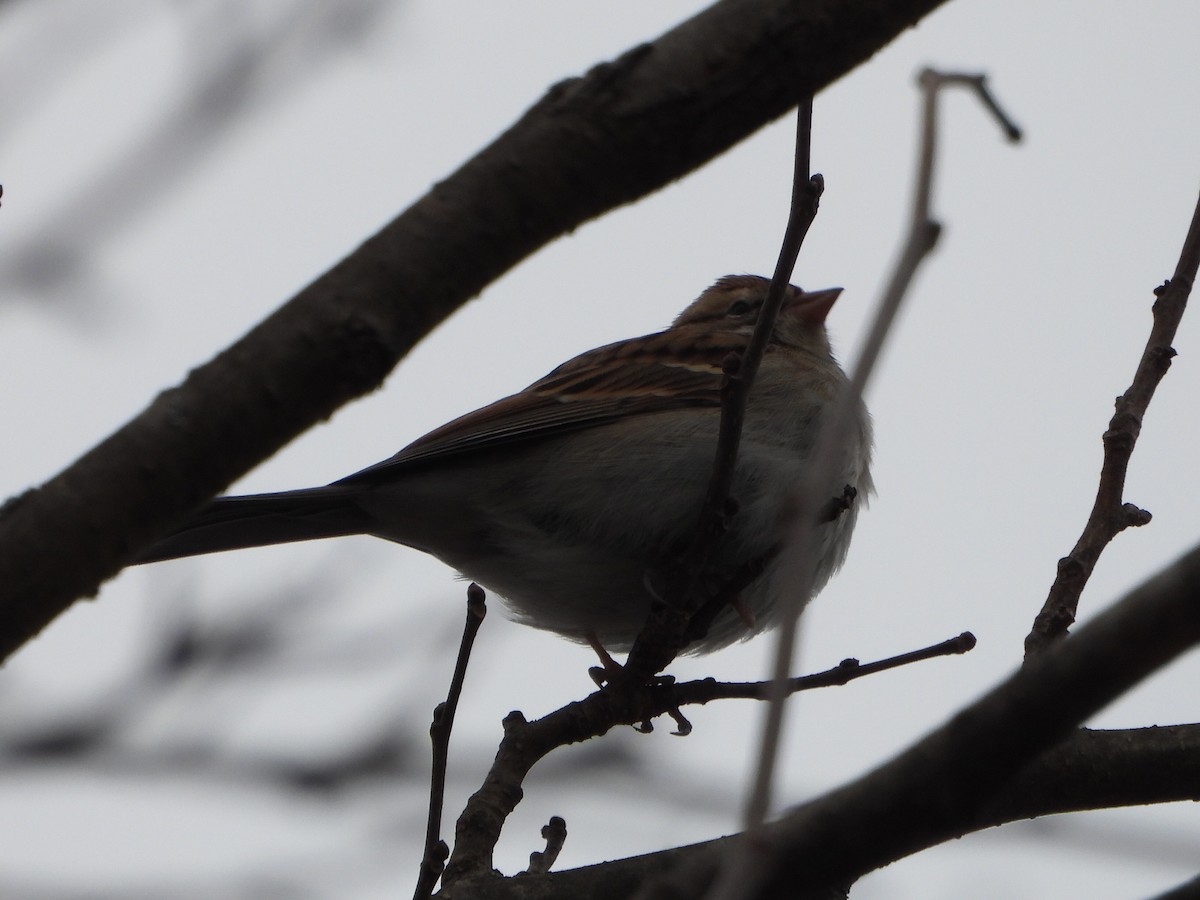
[137,275,873,655]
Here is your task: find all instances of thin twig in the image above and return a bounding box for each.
[413,584,487,900]
[624,99,822,679]
[925,71,1023,140]
[1024,185,1200,656]
[709,99,822,534]
[715,68,1021,900]
[632,635,973,737]
[673,632,975,705]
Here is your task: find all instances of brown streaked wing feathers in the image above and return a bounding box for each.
[337,326,744,485]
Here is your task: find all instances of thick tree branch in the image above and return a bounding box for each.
[977,724,1200,824]
[438,724,1200,900]
[0,0,952,664]
[415,585,487,900]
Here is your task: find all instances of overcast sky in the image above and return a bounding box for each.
[1,2,1198,897]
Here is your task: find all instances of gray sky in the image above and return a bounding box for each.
[1,2,1198,897]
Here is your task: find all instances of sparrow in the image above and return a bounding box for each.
[137,275,873,654]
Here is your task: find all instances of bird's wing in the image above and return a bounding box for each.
[336,326,745,485]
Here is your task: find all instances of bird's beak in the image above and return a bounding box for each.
[786,287,843,325]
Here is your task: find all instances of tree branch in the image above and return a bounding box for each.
[415,585,487,900]
[623,101,823,679]
[437,723,1200,899]
[1025,183,1200,655]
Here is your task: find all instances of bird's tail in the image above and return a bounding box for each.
[135,486,375,563]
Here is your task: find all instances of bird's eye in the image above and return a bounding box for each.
[727,299,751,317]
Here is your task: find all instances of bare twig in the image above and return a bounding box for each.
[672,632,975,705]
[625,100,823,679]
[1024,185,1200,656]
[912,70,1021,228]
[450,722,1200,899]
[413,584,487,900]
[723,73,1022,887]
[642,541,1200,900]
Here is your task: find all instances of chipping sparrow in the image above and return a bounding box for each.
[138,275,873,654]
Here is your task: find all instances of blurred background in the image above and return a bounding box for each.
[1,1,1198,897]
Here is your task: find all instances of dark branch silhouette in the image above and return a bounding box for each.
[1025,180,1200,655]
